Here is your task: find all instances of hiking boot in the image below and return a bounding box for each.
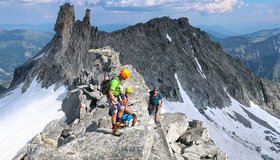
[154,121,161,129]
[112,129,121,136]
[156,121,161,127]
[116,122,126,127]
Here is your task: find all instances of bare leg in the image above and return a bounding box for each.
[112,113,117,126]
[155,113,159,123]
[148,107,153,120]
[132,114,138,126]
[154,106,160,128]
[117,108,124,121]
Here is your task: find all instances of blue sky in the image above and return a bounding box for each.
[0,0,280,34]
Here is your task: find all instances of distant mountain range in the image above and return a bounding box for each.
[0,23,54,32]
[0,23,130,33]
[198,25,240,38]
[0,29,53,83]
[97,23,129,32]
[212,28,280,81]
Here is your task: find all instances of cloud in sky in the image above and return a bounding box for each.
[105,0,245,13]
[0,0,100,5]
[2,0,245,13]
[0,0,279,34]
[189,0,245,13]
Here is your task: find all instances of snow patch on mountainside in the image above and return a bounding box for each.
[194,57,207,79]
[162,74,280,160]
[0,79,67,160]
[166,33,172,41]
[34,52,45,60]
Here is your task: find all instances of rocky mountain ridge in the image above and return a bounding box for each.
[14,47,227,160]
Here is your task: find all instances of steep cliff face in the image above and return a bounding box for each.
[9,3,280,117]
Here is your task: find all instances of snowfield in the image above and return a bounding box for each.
[0,79,67,160]
[163,74,280,160]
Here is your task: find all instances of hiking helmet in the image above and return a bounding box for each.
[120,68,130,80]
[125,87,133,93]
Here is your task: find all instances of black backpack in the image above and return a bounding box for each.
[100,72,119,95]
[100,80,111,95]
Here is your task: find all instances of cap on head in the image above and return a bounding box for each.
[120,68,130,80]
[125,87,133,93]
[154,88,158,91]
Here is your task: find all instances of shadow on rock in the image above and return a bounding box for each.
[95,129,112,135]
[85,121,98,132]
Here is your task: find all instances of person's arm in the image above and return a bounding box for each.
[159,94,163,107]
[159,99,163,107]
[108,90,118,103]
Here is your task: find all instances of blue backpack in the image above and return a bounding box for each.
[121,113,133,122]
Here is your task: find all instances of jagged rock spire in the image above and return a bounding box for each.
[83,9,91,27]
[54,3,75,36]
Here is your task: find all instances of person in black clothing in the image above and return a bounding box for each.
[148,88,163,129]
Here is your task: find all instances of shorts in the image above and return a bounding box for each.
[148,105,159,115]
[109,96,124,116]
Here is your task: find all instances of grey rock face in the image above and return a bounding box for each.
[227,111,252,128]
[54,3,75,37]
[179,120,228,160]
[189,120,203,128]
[259,79,280,118]
[62,89,81,124]
[178,127,211,146]
[261,154,275,160]
[160,112,188,143]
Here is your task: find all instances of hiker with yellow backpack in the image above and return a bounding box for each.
[108,68,130,136]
